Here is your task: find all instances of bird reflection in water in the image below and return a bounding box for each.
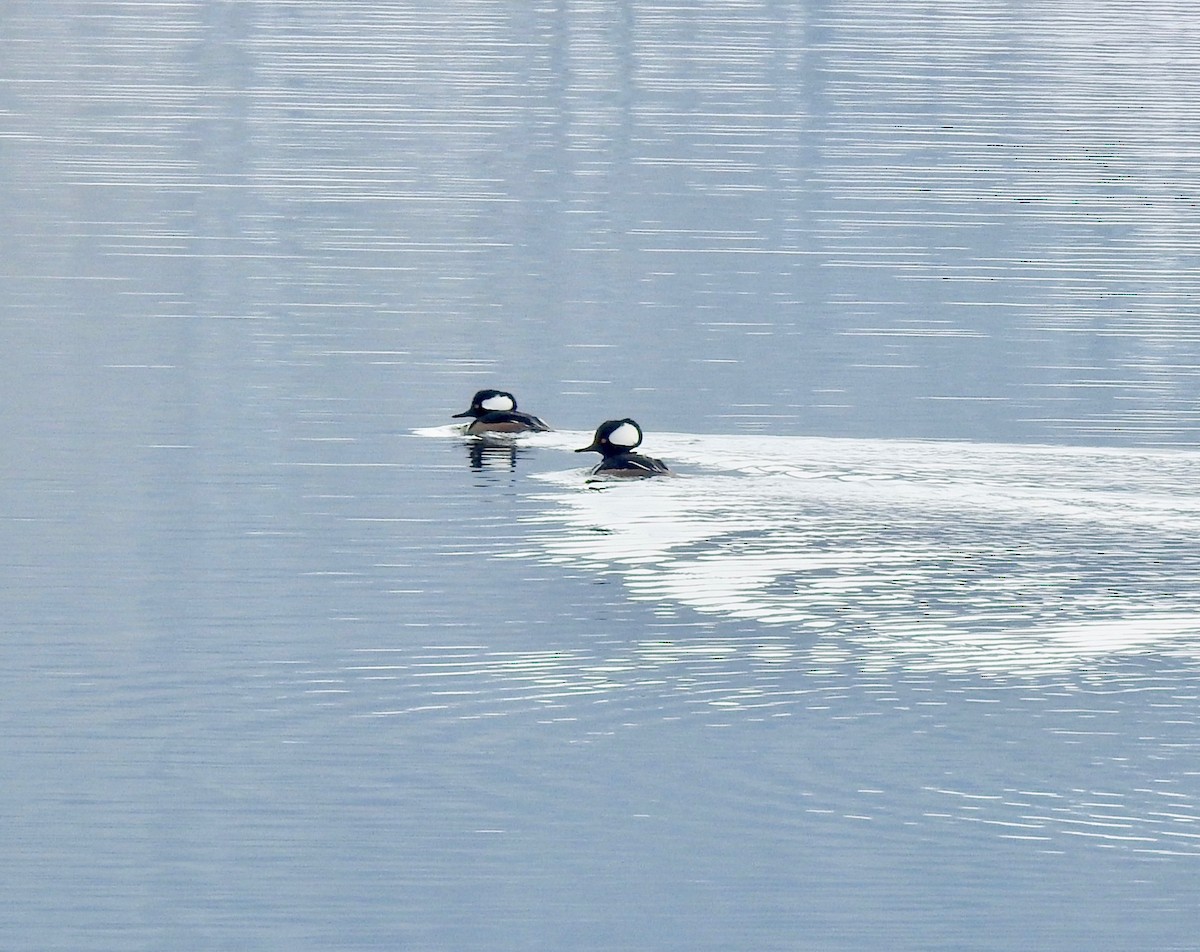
[464,435,529,472]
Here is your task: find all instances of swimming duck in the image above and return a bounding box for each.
[452,389,550,434]
[576,418,670,477]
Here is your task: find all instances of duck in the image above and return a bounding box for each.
[452,389,551,435]
[576,418,670,477]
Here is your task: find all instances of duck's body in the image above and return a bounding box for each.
[576,419,670,478]
[591,452,671,478]
[453,389,550,435]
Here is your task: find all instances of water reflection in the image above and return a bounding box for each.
[9,0,1199,447]
[463,435,526,472]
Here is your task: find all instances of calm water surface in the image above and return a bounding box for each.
[4,2,1200,950]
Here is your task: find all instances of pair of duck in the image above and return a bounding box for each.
[453,389,670,478]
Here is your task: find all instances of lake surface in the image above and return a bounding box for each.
[4,2,1200,950]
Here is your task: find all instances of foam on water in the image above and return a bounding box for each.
[447,430,1200,675]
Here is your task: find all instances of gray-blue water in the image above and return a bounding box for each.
[4,2,1200,949]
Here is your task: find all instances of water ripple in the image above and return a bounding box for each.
[507,432,1200,676]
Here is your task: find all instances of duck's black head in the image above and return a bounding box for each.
[452,389,517,420]
[575,418,644,457]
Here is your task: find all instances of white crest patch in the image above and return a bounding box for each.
[481,394,515,412]
[608,422,640,447]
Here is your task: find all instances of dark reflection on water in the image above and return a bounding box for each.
[463,436,530,473]
[6,0,1200,950]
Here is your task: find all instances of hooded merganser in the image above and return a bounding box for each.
[576,419,670,478]
[452,389,551,434]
